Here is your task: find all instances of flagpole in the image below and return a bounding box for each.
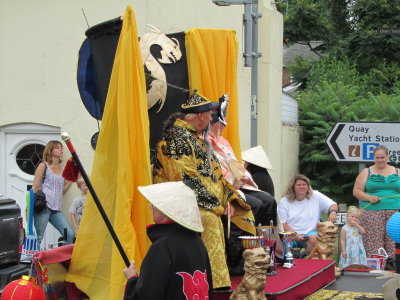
[61,132,130,267]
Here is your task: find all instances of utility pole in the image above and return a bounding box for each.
[212,0,261,146]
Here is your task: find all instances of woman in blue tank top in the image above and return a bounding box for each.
[353,145,400,260]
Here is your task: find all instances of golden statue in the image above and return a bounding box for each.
[230,247,270,300]
[307,221,338,260]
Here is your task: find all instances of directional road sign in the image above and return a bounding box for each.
[326,122,400,162]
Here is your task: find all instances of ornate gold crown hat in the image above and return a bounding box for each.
[181,89,219,113]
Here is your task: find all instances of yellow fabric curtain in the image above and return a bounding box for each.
[66,6,153,300]
[185,29,242,161]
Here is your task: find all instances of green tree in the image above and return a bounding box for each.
[284,0,400,206]
[298,81,364,205]
[326,0,351,39]
[283,0,332,56]
[344,0,400,73]
[297,57,400,205]
[284,0,400,87]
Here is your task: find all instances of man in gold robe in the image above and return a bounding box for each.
[152,90,256,289]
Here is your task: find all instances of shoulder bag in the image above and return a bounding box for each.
[34,163,47,212]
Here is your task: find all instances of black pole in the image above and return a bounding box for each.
[61,132,130,267]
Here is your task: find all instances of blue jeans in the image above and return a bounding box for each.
[34,208,74,248]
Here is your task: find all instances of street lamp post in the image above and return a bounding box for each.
[212,0,261,147]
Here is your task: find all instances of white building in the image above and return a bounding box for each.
[0,0,299,246]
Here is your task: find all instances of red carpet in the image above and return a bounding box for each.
[213,259,336,300]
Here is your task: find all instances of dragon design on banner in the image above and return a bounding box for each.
[139,25,182,112]
[78,19,189,150]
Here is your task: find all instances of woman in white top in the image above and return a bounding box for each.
[277,174,338,253]
[32,140,74,249]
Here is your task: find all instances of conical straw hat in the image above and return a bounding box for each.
[138,181,203,232]
[242,145,273,170]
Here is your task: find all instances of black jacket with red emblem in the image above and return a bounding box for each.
[124,222,213,300]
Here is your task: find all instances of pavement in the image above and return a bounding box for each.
[326,271,391,293]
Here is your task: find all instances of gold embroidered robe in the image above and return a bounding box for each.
[153,118,255,288]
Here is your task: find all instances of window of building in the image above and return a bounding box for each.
[16,144,45,175]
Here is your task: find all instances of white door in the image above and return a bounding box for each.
[0,123,62,249]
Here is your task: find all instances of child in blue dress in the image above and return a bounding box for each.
[339,206,367,268]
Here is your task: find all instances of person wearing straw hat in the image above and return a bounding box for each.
[123,181,212,300]
[242,145,275,197]
[153,90,256,289]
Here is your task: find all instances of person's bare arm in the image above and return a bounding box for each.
[328,203,339,223]
[32,162,46,192]
[283,222,308,241]
[63,180,72,194]
[354,222,366,235]
[353,168,380,203]
[282,222,304,240]
[70,213,79,233]
[124,260,139,279]
[340,227,347,258]
[233,175,248,189]
[282,222,292,232]
[224,202,236,217]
